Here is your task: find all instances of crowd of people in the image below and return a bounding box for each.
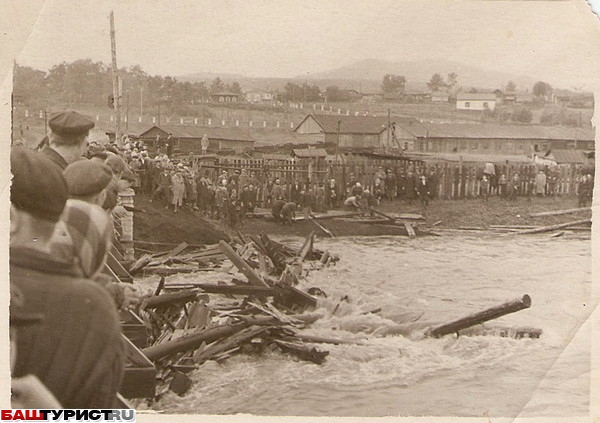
[10,111,143,408]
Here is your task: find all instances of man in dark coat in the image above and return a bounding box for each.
[10,147,124,408]
[416,174,431,208]
[404,171,417,204]
[41,111,95,170]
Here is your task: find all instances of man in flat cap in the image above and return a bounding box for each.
[10,146,124,408]
[41,110,95,170]
[63,159,113,206]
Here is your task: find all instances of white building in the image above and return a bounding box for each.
[456,93,497,111]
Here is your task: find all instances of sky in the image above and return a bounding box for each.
[2,0,600,89]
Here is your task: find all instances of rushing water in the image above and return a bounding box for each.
[140,233,592,418]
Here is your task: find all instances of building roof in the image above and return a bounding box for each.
[209,92,241,97]
[293,148,328,158]
[410,152,533,164]
[416,123,595,141]
[456,93,498,101]
[545,149,588,164]
[138,125,254,142]
[295,113,390,135]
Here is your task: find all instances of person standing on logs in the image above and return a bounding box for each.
[41,111,95,170]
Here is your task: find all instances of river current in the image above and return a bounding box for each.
[139,233,592,418]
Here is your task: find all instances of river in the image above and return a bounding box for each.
[139,233,592,418]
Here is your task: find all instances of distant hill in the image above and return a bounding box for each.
[300,58,538,91]
[179,58,544,93]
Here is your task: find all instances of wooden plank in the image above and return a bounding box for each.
[404,222,416,238]
[529,207,590,218]
[312,212,361,220]
[106,251,133,283]
[427,294,532,338]
[219,240,269,287]
[298,232,315,261]
[309,217,335,237]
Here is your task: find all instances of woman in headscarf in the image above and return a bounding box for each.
[50,199,140,309]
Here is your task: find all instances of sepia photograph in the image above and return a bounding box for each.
[3,0,599,420]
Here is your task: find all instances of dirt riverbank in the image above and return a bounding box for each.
[132,193,591,247]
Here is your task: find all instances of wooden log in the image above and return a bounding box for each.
[290,332,365,345]
[427,294,532,338]
[273,339,329,364]
[193,325,271,364]
[141,288,201,310]
[369,207,396,222]
[142,322,247,362]
[166,283,274,297]
[129,254,152,275]
[529,207,590,218]
[219,240,269,287]
[511,219,591,235]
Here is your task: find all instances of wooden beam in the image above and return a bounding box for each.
[219,240,269,287]
[427,294,532,338]
[298,231,315,261]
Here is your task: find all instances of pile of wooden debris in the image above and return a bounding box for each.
[123,232,346,399]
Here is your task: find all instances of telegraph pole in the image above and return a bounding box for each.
[387,108,391,153]
[336,120,341,163]
[110,11,122,146]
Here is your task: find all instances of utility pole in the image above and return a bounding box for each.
[336,120,341,163]
[110,11,122,146]
[387,108,391,153]
[140,86,144,121]
[126,92,130,132]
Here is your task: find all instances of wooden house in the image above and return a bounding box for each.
[293,113,395,151]
[406,123,595,156]
[136,125,254,154]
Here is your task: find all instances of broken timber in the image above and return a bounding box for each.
[529,207,590,218]
[427,294,532,338]
[219,240,269,287]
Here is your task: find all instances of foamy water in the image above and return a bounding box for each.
[138,233,592,418]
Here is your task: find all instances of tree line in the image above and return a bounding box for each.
[13,60,245,116]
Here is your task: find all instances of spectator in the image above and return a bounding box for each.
[10,146,124,408]
[41,111,95,170]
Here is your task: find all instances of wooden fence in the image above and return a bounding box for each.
[190,156,588,206]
